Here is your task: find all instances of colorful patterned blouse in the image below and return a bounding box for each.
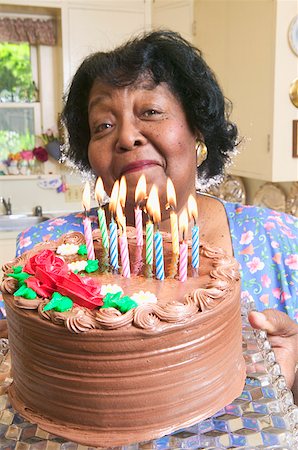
[1,201,297,323]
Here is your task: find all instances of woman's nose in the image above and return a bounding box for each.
[115,119,147,152]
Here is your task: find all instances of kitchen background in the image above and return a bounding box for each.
[0,0,297,267]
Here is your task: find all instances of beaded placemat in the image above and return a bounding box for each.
[0,295,297,449]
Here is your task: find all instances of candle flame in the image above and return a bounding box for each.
[116,200,126,234]
[109,180,119,214]
[166,178,177,208]
[119,176,127,208]
[187,194,198,221]
[135,174,147,204]
[82,181,91,211]
[147,185,161,223]
[95,177,105,204]
[179,208,188,237]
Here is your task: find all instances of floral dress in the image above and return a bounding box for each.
[1,201,297,323]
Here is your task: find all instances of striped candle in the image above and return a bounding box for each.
[145,221,154,265]
[179,241,188,282]
[187,194,199,271]
[109,218,118,271]
[98,207,109,250]
[135,206,143,246]
[154,230,164,280]
[119,234,130,278]
[83,216,95,260]
[191,224,199,269]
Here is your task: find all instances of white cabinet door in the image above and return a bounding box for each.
[63,1,148,86]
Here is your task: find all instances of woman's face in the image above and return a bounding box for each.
[88,78,197,219]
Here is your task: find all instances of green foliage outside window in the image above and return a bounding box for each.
[0,42,36,102]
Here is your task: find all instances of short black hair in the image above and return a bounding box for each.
[62,29,238,182]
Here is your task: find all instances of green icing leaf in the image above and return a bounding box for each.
[85,259,99,273]
[117,296,138,313]
[12,266,23,274]
[14,284,37,299]
[10,271,31,283]
[102,291,122,308]
[78,244,87,255]
[102,292,137,313]
[43,292,73,312]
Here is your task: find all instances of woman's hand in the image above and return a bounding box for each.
[248,309,298,389]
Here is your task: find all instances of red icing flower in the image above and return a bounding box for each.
[26,276,54,298]
[57,272,103,309]
[24,250,68,276]
[23,250,103,310]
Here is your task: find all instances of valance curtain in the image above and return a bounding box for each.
[0,17,56,45]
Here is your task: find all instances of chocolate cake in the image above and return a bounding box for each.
[1,228,246,447]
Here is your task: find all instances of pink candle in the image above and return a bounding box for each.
[134,175,146,247]
[179,241,188,282]
[83,215,95,260]
[117,179,130,278]
[134,206,143,246]
[82,181,95,260]
[119,234,130,278]
[178,208,189,282]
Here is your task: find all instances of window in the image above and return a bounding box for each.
[0,42,40,161]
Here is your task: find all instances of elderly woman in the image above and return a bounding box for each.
[3,30,298,389]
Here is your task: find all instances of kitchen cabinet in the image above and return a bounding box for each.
[195,0,298,182]
[61,0,150,87]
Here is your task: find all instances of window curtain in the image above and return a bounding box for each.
[0,17,56,46]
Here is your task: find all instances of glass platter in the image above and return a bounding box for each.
[0,295,297,449]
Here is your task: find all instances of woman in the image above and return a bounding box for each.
[4,30,298,388]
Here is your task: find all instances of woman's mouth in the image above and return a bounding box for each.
[120,160,162,177]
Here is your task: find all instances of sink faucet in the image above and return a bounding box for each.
[0,197,12,215]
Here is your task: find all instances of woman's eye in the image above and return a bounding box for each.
[93,123,112,134]
[143,109,160,118]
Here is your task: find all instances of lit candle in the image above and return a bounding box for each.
[147,185,164,281]
[109,180,119,271]
[134,174,146,247]
[178,209,188,282]
[95,177,109,250]
[116,179,130,278]
[82,181,95,260]
[166,178,179,255]
[188,194,199,270]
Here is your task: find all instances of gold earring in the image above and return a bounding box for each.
[196,140,208,167]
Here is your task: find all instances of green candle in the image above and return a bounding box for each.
[146,220,154,265]
[97,207,109,250]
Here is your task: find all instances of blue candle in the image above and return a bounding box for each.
[109,218,119,271]
[188,194,199,270]
[191,224,199,269]
[154,229,165,280]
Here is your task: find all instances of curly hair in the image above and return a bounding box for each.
[62,29,238,182]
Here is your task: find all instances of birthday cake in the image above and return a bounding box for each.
[1,228,246,447]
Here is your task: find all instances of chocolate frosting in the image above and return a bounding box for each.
[1,229,246,447]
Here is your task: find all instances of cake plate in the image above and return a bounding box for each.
[0,295,297,449]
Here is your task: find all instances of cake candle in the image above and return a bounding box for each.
[95,177,109,251]
[188,194,199,270]
[116,185,130,278]
[178,208,188,282]
[82,181,95,260]
[147,185,164,280]
[109,180,119,271]
[134,174,146,247]
[166,178,179,255]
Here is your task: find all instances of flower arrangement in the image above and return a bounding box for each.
[5,146,48,175]
[38,128,59,145]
